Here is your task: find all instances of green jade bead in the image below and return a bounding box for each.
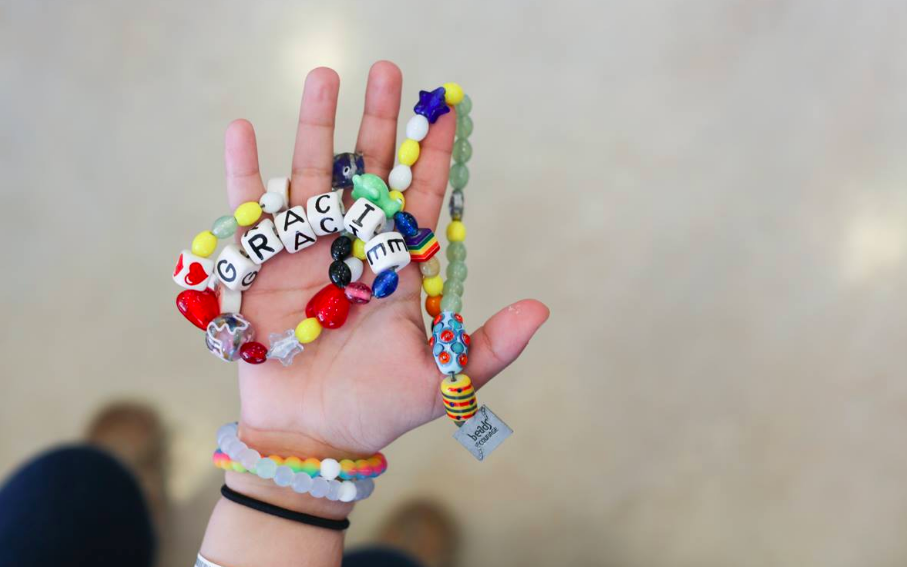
[458,94,472,116]
[447,261,468,282]
[212,215,238,239]
[440,294,463,313]
[456,115,473,138]
[446,241,467,262]
[452,139,472,163]
[443,279,464,297]
[449,164,469,190]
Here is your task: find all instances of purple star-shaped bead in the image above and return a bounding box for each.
[413,87,450,124]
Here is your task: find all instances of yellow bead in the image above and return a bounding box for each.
[353,238,366,260]
[423,275,443,297]
[447,220,466,242]
[443,82,464,105]
[398,139,420,166]
[295,317,322,344]
[389,190,405,210]
[191,230,218,258]
[234,201,262,227]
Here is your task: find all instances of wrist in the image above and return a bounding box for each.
[224,470,354,520]
[237,422,371,461]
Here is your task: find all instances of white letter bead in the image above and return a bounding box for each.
[259,192,286,214]
[343,198,386,242]
[214,280,242,313]
[215,244,261,291]
[365,232,411,275]
[240,218,284,264]
[344,256,364,282]
[306,192,345,237]
[275,206,318,253]
[405,114,430,142]
[266,177,290,205]
[173,250,214,290]
[388,164,413,192]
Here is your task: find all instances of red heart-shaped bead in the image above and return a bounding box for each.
[305,283,350,329]
[176,289,220,330]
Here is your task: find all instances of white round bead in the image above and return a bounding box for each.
[389,164,413,192]
[310,477,330,498]
[338,481,357,502]
[239,448,261,471]
[320,458,341,481]
[226,440,247,460]
[406,115,429,142]
[326,479,342,501]
[292,473,313,494]
[219,436,238,454]
[216,423,238,444]
[274,465,295,487]
[255,457,278,480]
[259,192,286,214]
[344,257,364,282]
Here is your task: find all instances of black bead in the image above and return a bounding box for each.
[331,235,353,260]
[329,260,352,288]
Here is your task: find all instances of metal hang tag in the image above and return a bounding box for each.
[453,405,512,461]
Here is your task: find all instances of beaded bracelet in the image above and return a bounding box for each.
[215,423,387,480]
[214,423,379,502]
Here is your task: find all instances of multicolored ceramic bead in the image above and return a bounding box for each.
[429,311,470,375]
[440,374,478,423]
[405,228,440,262]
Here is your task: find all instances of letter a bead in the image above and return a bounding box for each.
[275,206,318,253]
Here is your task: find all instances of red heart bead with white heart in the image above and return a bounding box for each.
[176,289,220,330]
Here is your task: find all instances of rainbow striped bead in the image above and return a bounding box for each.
[440,374,478,423]
[405,228,440,262]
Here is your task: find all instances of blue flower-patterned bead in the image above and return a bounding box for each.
[372,269,399,298]
[332,153,365,189]
[428,311,470,375]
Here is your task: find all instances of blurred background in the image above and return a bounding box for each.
[3,0,907,565]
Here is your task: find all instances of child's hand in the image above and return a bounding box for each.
[223,62,549,464]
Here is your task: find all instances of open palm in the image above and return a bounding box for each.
[223,62,549,459]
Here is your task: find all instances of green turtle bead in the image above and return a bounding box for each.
[453,139,472,163]
[212,215,239,239]
[440,293,462,313]
[447,261,468,282]
[446,241,467,262]
[456,115,473,138]
[443,279,464,297]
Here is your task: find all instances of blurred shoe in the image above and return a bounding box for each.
[85,402,167,527]
[376,499,460,567]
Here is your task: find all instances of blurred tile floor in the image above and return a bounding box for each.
[3,1,907,565]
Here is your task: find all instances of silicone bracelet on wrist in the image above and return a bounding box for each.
[220,484,351,531]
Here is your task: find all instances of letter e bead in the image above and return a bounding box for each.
[365,232,411,275]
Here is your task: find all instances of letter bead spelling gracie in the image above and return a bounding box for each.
[240,218,284,264]
[364,232,411,275]
[343,198,386,242]
[306,192,345,237]
[275,206,318,253]
[215,244,260,291]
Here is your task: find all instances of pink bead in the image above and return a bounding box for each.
[344,282,372,304]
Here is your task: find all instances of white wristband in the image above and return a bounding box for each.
[196,553,227,567]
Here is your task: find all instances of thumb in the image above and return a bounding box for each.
[464,299,550,390]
